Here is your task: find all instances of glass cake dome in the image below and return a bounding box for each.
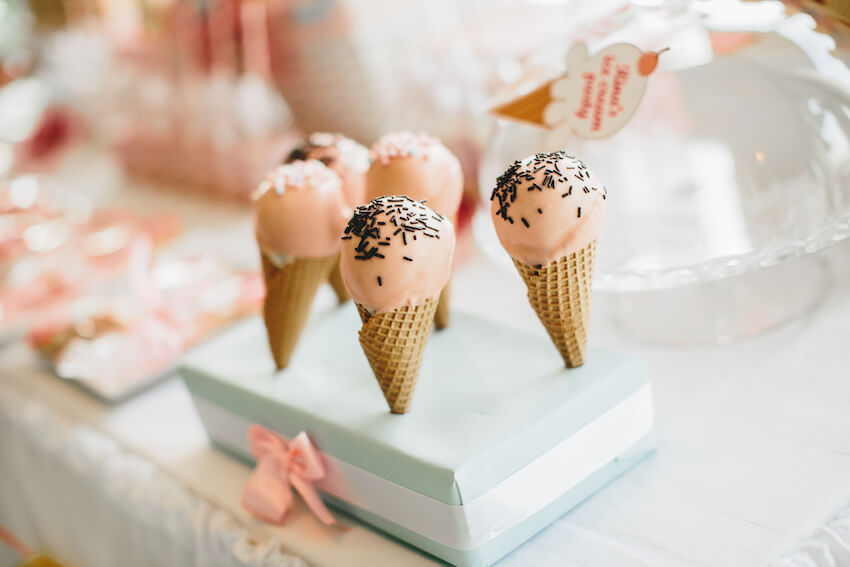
[475,0,850,342]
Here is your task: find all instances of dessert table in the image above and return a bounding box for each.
[1,234,850,566]
[1,149,849,566]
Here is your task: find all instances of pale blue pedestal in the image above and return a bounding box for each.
[180,305,655,566]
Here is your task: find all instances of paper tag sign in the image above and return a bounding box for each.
[491,43,666,141]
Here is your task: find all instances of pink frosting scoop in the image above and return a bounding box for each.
[490,150,606,266]
[284,132,369,208]
[253,160,351,261]
[339,196,455,313]
[365,131,463,218]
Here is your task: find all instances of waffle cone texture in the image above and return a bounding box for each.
[356,297,438,414]
[513,240,596,368]
[262,254,336,369]
[327,255,350,304]
[434,277,452,330]
[433,214,457,330]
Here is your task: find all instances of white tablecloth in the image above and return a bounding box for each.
[0,385,308,567]
[2,152,850,566]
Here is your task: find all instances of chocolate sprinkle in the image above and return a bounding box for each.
[377,276,382,286]
[284,134,341,165]
[491,151,603,223]
[577,207,582,218]
[343,196,443,266]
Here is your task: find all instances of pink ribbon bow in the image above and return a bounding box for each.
[241,425,338,526]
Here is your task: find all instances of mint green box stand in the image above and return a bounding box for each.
[180,305,656,567]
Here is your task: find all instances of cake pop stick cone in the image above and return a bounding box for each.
[490,151,606,368]
[340,196,455,413]
[434,278,452,330]
[282,133,369,306]
[364,132,463,330]
[253,160,351,369]
[433,213,457,330]
[260,251,276,282]
[356,297,438,413]
[282,133,370,307]
[327,255,349,303]
[283,132,369,207]
[262,254,336,369]
[513,240,596,367]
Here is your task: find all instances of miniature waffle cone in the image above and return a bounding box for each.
[433,214,457,330]
[356,297,439,414]
[260,251,276,282]
[434,277,452,330]
[513,240,596,368]
[262,253,336,369]
[327,255,350,304]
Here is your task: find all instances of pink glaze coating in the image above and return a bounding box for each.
[490,151,606,266]
[285,132,369,207]
[339,196,455,313]
[365,131,463,217]
[253,160,350,260]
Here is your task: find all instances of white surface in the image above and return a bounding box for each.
[2,150,850,566]
[0,347,437,567]
[0,386,308,567]
[2,240,850,567]
[193,385,654,550]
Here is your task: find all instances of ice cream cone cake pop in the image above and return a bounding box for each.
[253,160,350,369]
[490,150,606,367]
[285,132,369,208]
[285,132,369,303]
[365,131,463,329]
[339,196,455,413]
